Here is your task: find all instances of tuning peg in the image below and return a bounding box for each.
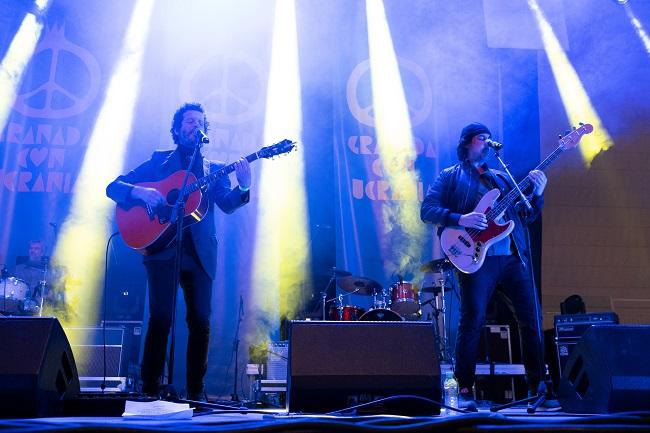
[558,134,563,139]
[579,122,584,126]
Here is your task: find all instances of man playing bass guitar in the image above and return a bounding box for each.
[420,122,547,410]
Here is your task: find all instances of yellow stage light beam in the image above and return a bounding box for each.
[0,1,52,133]
[527,0,613,165]
[624,3,650,56]
[366,0,425,276]
[251,0,309,343]
[52,0,156,330]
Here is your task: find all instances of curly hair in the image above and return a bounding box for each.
[169,102,210,145]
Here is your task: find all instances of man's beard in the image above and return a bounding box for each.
[179,131,198,148]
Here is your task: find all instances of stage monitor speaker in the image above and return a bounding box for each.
[288,321,440,415]
[558,324,650,414]
[0,317,80,418]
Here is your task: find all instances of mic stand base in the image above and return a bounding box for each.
[489,380,556,414]
[159,383,179,401]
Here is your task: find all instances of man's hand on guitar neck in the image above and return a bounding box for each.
[459,212,488,230]
[529,170,547,196]
[131,186,165,207]
[234,158,251,192]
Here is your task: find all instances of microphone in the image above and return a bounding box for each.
[486,138,503,150]
[197,130,209,144]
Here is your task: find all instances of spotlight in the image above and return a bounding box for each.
[613,0,630,5]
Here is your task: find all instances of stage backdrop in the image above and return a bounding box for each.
[1,0,648,397]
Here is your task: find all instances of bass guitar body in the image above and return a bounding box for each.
[440,188,514,274]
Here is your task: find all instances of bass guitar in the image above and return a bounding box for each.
[115,139,296,255]
[441,124,593,274]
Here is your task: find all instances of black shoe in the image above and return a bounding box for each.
[186,390,208,402]
[458,388,478,412]
[142,383,160,399]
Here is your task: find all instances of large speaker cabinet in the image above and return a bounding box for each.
[558,324,650,413]
[288,321,440,415]
[0,317,80,418]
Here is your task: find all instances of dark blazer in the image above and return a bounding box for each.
[106,149,249,279]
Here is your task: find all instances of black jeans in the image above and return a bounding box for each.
[140,247,213,395]
[454,255,544,392]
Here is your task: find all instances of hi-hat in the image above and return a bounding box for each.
[330,268,352,277]
[337,276,382,295]
[419,258,453,273]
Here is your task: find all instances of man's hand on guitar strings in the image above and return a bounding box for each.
[459,212,488,230]
[131,186,165,207]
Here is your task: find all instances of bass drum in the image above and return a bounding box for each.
[358,308,403,321]
[2,277,29,300]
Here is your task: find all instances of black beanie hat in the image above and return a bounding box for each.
[457,122,491,161]
[460,122,491,141]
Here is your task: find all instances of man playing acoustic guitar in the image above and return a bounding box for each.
[420,122,548,410]
[106,102,251,401]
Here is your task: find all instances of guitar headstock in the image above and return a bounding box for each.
[558,123,594,150]
[259,139,297,159]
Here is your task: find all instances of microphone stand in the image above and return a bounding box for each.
[231,295,244,402]
[492,147,532,212]
[488,146,552,413]
[163,138,203,400]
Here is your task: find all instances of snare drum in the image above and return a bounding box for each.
[390,281,420,315]
[328,305,365,321]
[358,308,403,321]
[1,277,29,300]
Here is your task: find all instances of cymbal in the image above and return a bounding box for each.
[419,258,453,273]
[337,276,382,295]
[421,285,443,294]
[330,268,352,277]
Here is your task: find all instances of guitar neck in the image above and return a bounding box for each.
[487,145,565,220]
[186,152,261,194]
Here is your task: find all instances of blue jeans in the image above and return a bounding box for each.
[454,255,544,391]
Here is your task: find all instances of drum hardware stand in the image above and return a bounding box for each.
[321,267,346,320]
[422,275,451,363]
[36,257,49,317]
[1,265,8,312]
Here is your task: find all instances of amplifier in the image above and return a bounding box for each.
[64,326,125,392]
[554,312,618,377]
[554,312,619,341]
[267,341,288,381]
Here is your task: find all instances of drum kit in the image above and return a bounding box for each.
[320,259,456,361]
[1,268,45,316]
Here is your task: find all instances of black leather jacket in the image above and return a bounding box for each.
[420,161,543,269]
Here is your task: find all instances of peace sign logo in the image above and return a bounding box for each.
[14,25,101,119]
[346,58,432,128]
[179,54,264,126]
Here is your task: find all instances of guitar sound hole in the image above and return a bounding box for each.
[167,189,179,205]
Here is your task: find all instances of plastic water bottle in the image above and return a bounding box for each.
[443,371,459,415]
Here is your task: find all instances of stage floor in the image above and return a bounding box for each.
[1,400,648,433]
